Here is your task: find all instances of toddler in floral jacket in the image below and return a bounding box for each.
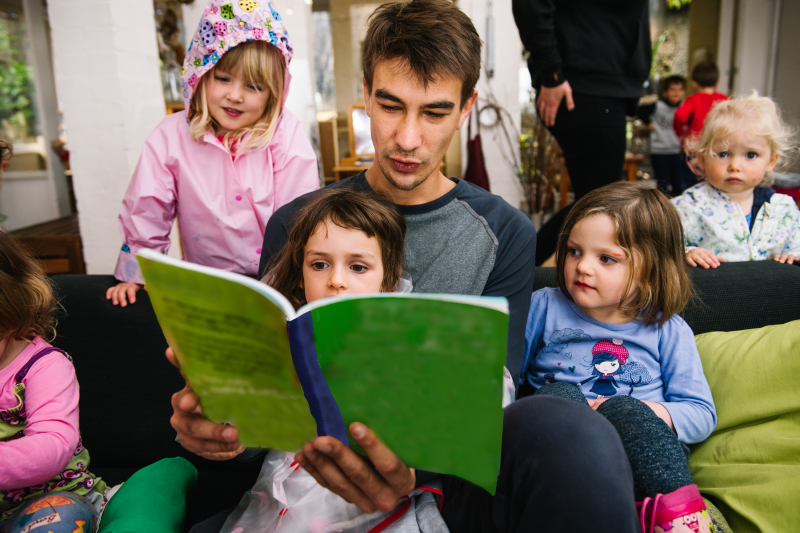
[671,94,800,268]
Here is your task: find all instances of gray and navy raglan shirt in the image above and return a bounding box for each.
[258,172,536,385]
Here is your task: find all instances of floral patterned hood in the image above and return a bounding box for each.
[180,0,293,112]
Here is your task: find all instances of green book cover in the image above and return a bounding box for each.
[137,249,508,492]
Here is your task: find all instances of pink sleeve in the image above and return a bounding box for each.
[269,111,320,213]
[673,98,693,140]
[0,354,80,490]
[114,124,178,284]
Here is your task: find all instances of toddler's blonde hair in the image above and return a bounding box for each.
[188,41,286,156]
[689,93,797,186]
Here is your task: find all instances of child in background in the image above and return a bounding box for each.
[520,182,720,533]
[672,61,728,144]
[646,75,695,195]
[107,0,318,307]
[672,94,800,268]
[0,232,106,532]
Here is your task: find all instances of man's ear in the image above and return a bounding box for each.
[457,90,479,129]
[363,77,371,117]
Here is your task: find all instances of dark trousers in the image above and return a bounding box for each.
[190,395,640,533]
[534,382,694,502]
[651,153,697,196]
[535,93,630,265]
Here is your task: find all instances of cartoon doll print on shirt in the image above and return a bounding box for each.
[578,339,654,398]
[580,339,628,397]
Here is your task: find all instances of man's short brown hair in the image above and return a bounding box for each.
[691,61,719,88]
[362,0,482,108]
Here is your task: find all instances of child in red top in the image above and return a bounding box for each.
[673,61,728,142]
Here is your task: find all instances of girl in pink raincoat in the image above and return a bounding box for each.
[107,0,319,306]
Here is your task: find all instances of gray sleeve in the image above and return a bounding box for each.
[481,209,537,387]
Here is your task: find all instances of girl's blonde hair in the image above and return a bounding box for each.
[556,182,691,327]
[0,231,58,341]
[689,93,797,186]
[188,41,286,155]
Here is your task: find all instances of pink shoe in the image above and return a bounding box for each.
[637,484,713,533]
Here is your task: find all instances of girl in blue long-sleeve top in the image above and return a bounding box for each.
[519,182,723,533]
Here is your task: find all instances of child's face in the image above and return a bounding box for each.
[663,83,685,106]
[595,360,619,374]
[700,130,778,196]
[206,67,269,134]
[564,214,638,323]
[302,221,385,304]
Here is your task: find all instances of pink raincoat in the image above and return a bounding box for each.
[114,0,318,284]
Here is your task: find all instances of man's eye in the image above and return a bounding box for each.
[381,105,400,112]
[351,264,367,273]
[600,256,618,265]
[426,111,446,119]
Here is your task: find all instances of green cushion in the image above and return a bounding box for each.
[689,320,800,533]
[97,457,197,533]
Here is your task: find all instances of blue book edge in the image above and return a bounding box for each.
[286,312,349,446]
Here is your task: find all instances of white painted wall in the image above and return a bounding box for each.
[48,0,167,274]
[460,0,523,209]
[731,0,779,96]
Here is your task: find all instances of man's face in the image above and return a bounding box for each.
[364,59,476,192]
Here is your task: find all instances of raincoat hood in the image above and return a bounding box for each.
[181,0,293,112]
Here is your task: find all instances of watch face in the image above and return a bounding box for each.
[479,106,499,127]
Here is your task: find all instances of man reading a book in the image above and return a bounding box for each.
[173,1,641,531]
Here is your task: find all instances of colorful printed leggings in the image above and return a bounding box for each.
[0,492,97,533]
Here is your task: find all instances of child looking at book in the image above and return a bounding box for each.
[0,231,106,532]
[672,94,800,268]
[520,182,720,533]
[266,187,409,307]
[672,61,728,144]
[107,0,318,307]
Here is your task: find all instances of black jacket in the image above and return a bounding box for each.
[512,0,651,99]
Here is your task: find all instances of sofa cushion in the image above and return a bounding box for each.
[689,320,800,533]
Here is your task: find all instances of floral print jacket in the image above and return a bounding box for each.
[672,182,800,261]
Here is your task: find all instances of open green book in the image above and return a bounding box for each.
[137,249,508,493]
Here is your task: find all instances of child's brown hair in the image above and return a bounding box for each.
[0,231,58,341]
[265,188,406,309]
[555,182,691,326]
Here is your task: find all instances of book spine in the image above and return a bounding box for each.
[287,312,349,446]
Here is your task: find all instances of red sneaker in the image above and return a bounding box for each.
[637,484,712,533]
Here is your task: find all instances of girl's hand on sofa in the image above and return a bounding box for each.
[166,347,245,460]
[686,248,724,269]
[773,253,797,265]
[106,282,144,307]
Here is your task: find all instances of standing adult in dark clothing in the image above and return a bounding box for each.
[512,0,651,264]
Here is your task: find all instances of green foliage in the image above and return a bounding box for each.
[0,25,33,127]
[667,0,692,9]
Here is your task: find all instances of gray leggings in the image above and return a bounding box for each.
[534,381,693,500]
